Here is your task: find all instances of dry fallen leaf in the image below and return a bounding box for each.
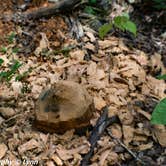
[70,50,85,62]
[0,143,8,159]
[99,150,110,166]
[143,76,166,98]
[150,53,166,75]
[98,38,118,49]
[117,106,134,125]
[34,32,51,56]
[122,125,134,146]
[11,81,23,95]
[84,43,96,52]
[107,152,119,165]
[51,154,63,166]
[110,124,122,139]
[18,139,40,154]
[94,96,106,110]
[56,144,89,161]
[138,142,153,151]
[46,161,55,166]
[85,31,96,42]
[0,107,15,119]
[153,125,166,147]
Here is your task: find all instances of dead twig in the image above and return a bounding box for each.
[80,106,119,166]
[107,128,146,165]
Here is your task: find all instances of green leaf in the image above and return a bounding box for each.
[15,68,32,81]
[7,32,16,44]
[113,16,137,36]
[123,20,137,36]
[99,23,113,39]
[0,71,8,78]
[0,47,7,54]
[0,58,4,66]
[156,74,166,80]
[12,47,19,54]
[113,16,128,31]
[10,60,22,70]
[151,98,166,125]
[89,0,97,4]
[121,12,130,19]
[84,6,96,15]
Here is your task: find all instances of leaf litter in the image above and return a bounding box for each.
[0,1,166,165]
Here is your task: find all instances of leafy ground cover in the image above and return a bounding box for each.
[0,0,166,165]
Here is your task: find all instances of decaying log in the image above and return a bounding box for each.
[2,0,81,22]
[26,0,80,19]
[80,106,119,166]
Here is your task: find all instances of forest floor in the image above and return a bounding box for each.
[0,0,166,165]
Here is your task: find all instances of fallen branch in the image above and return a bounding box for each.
[25,0,81,19]
[80,106,119,166]
[2,0,81,22]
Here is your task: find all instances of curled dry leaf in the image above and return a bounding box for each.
[99,150,110,166]
[153,125,166,147]
[118,40,129,52]
[108,106,118,117]
[18,139,40,154]
[56,144,89,161]
[0,107,15,119]
[136,108,151,120]
[130,51,148,66]
[51,154,63,166]
[142,76,166,98]
[122,125,134,146]
[11,81,23,94]
[94,96,106,110]
[0,116,4,125]
[150,53,166,75]
[133,135,148,142]
[84,43,96,52]
[87,61,97,76]
[46,161,55,166]
[98,37,118,49]
[85,31,96,43]
[70,50,85,62]
[0,143,8,159]
[138,142,153,151]
[116,55,146,86]
[117,106,134,125]
[34,33,51,56]
[109,124,122,139]
[107,152,119,165]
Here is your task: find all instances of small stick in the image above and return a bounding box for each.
[107,129,146,165]
[80,106,119,166]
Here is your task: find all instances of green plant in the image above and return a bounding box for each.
[151,74,166,124]
[156,74,166,80]
[84,6,97,15]
[0,60,22,82]
[12,47,19,54]
[7,32,16,44]
[99,23,113,39]
[0,58,4,66]
[99,14,137,39]
[0,47,7,54]
[151,98,166,124]
[152,0,166,9]
[15,67,32,81]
